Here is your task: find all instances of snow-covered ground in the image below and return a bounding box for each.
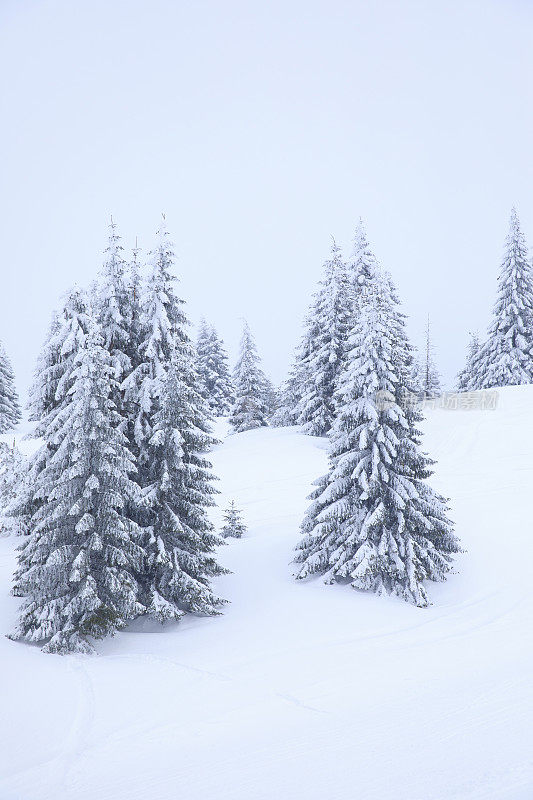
[1,386,532,800]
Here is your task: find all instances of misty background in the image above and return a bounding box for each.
[1,0,532,401]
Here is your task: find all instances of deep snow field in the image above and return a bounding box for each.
[1,386,532,800]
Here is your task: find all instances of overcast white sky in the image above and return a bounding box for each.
[1,0,533,399]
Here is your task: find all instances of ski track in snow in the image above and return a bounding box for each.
[1,387,533,799]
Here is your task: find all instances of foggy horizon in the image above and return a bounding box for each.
[2,0,533,399]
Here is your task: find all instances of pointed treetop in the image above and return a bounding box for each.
[103,215,124,272]
[239,318,253,344]
[330,235,341,253]
[505,207,528,256]
[156,213,168,239]
[320,239,346,283]
[107,215,120,247]
[347,217,378,289]
[349,217,368,260]
[153,215,174,258]
[131,237,142,269]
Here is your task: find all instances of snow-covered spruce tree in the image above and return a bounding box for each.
[10,322,145,653]
[0,341,21,433]
[468,209,533,389]
[10,288,92,548]
[221,501,247,539]
[415,316,441,399]
[196,321,234,416]
[119,217,225,619]
[141,352,227,621]
[230,321,268,432]
[295,240,352,436]
[456,331,480,392]
[294,270,460,607]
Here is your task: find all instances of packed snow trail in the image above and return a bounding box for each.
[1,387,532,799]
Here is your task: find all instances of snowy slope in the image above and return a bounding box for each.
[1,387,532,800]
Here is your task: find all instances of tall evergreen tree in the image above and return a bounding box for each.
[230,321,268,432]
[11,322,144,653]
[141,352,227,621]
[196,321,234,416]
[0,341,21,433]
[294,270,459,607]
[295,240,352,436]
[456,331,480,392]
[469,209,533,389]
[120,218,226,620]
[413,316,441,399]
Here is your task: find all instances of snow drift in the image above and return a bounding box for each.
[1,385,532,799]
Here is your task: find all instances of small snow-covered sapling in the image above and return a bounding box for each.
[221,501,247,539]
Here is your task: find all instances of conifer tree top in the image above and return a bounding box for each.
[468,208,533,389]
[348,217,378,289]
